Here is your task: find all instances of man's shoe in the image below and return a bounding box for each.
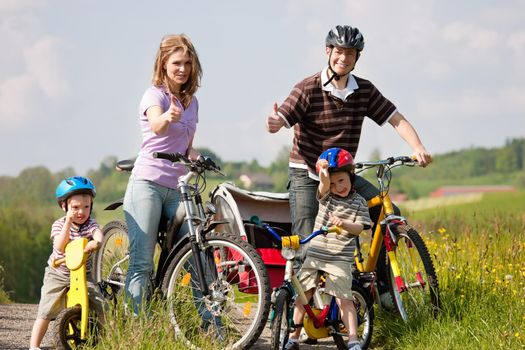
[379,292,394,310]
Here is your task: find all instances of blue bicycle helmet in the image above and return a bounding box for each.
[55,176,96,206]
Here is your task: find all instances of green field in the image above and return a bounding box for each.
[1,191,524,349]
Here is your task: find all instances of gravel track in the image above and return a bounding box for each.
[0,303,336,350]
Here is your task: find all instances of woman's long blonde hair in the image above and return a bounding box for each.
[152,34,202,108]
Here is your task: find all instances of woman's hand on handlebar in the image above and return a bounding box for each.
[186,146,200,161]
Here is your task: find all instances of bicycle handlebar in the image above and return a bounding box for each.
[153,152,224,175]
[355,155,416,169]
[250,216,341,248]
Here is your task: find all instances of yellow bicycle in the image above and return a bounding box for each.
[354,156,440,322]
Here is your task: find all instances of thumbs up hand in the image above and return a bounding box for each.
[266,102,285,133]
[166,95,182,123]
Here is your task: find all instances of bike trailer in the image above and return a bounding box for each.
[211,182,290,290]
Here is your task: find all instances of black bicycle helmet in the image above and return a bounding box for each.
[55,176,96,207]
[324,25,365,87]
[325,25,365,51]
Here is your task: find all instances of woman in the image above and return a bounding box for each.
[124,34,202,313]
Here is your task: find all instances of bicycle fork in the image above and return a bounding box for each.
[383,220,426,293]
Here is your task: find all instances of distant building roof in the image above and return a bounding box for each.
[430,185,516,197]
[239,173,274,189]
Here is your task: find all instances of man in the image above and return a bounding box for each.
[266,24,431,309]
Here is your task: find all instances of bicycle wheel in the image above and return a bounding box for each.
[162,232,271,349]
[270,288,291,350]
[331,283,374,350]
[387,223,440,322]
[53,306,100,350]
[93,220,129,298]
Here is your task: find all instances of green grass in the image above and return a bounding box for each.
[371,191,525,349]
[79,191,525,349]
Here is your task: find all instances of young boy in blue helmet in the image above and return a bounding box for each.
[29,176,105,350]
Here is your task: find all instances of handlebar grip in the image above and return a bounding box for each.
[327,226,342,234]
[153,152,184,162]
[52,257,66,268]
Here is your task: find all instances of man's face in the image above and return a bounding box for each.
[325,46,358,76]
[329,171,352,198]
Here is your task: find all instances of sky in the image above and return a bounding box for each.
[1,0,524,176]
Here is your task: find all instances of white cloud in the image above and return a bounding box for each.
[24,36,70,99]
[0,0,46,14]
[0,75,38,131]
[0,5,70,133]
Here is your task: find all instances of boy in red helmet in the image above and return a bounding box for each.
[29,176,105,350]
[285,148,371,350]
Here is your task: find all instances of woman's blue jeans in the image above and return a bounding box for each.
[123,176,185,314]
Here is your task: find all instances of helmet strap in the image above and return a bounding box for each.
[323,49,339,87]
[323,48,356,87]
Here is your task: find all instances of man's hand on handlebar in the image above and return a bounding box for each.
[412,148,432,167]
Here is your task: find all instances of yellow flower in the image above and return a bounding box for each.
[438,227,447,235]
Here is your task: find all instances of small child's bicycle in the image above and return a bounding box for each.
[251,216,374,350]
[51,238,101,349]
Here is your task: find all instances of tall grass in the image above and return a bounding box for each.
[84,192,525,349]
[370,192,525,349]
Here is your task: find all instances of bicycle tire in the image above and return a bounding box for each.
[331,283,374,350]
[270,288,291,350]
[53,306,100,350]
[386,223,440,322]
[162,231,271,349]
[93,220,129,298]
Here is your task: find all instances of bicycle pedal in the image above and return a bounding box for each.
[356,272,376,283]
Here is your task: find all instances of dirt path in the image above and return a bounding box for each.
[0,303,336,350]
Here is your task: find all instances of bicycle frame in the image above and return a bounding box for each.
[258,219,343,338]
[53,238,90,340]
[98,153,227,299]
[354,157,424,293]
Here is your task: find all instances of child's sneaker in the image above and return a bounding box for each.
[348,341,362,350]
[284,338,300,350]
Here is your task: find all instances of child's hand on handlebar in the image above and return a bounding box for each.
[329,213,344,228]
[84,240,100,253]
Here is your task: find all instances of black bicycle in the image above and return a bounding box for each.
[93,152,271,349]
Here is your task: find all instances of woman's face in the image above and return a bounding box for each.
[326,46,358,76]
[164,49,192,90]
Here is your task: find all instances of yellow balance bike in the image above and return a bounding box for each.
[52,238,101,349]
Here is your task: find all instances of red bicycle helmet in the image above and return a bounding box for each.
[316,147,355,174]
